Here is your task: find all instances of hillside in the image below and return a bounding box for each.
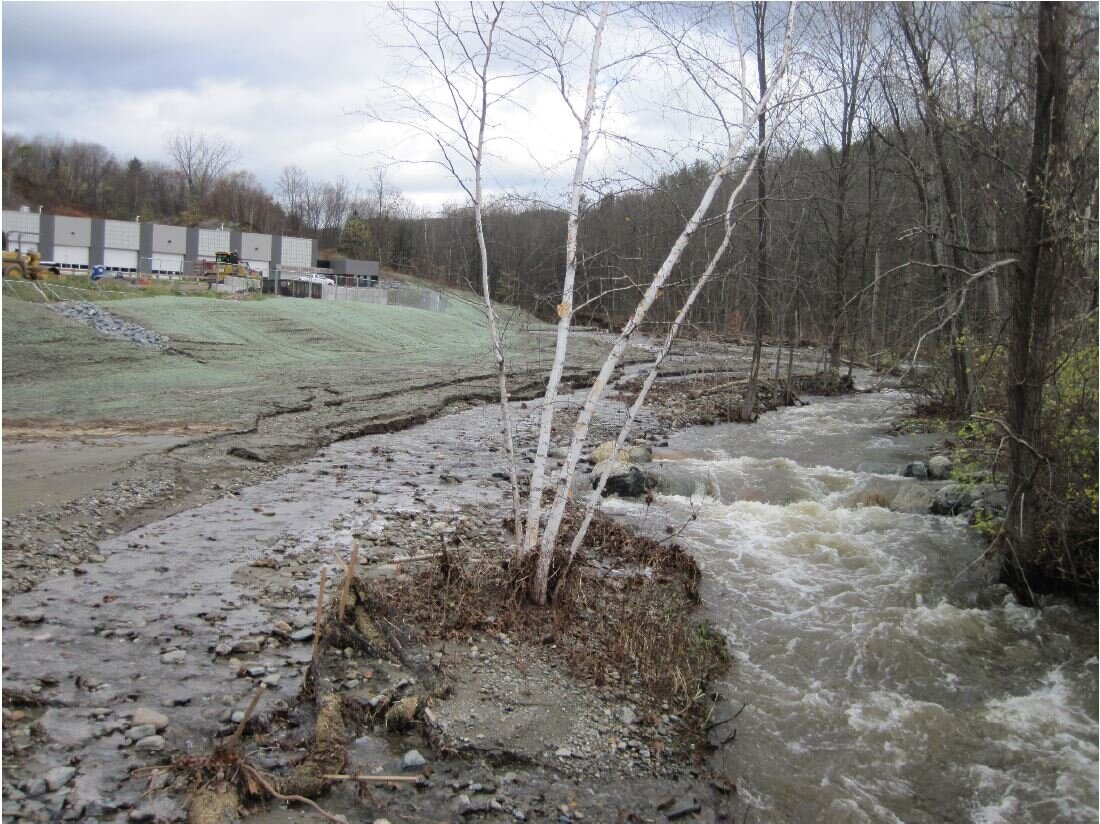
[2,294,581,426]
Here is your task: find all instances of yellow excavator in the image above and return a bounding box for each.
[2,234,60,280]
[199,251,256,284]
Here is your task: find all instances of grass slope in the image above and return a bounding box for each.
[3,295,561,425]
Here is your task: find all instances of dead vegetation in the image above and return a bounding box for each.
[169,557,442,822]
[374,506,728,742]
[149,500,728,821]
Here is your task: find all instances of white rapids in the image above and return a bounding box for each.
[602,390,1098,823]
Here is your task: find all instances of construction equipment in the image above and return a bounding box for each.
[2,235,60,281]
[197,250,257,284]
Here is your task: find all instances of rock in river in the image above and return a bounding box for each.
[591,460,651,498]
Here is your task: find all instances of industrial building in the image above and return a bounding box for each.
[1,208,319,277]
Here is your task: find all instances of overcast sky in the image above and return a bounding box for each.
[2,3,440,199]
[2,2,775,212]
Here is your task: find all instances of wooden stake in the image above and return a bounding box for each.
[311,567,328,661]
[337,541,360,622]
[224,684,265,751]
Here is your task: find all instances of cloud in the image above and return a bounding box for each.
[2,2,739,212]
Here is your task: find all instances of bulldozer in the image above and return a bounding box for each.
[2,234,60,281]
[198,250,257,284]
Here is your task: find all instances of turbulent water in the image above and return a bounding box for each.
[603,390,1098,823]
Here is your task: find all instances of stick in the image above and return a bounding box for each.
[224,685,266,751]
[321,774,421,783]
[337,541,360,622]
[311,567,328,661]
[243,766,344,823]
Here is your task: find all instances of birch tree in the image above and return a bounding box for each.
[510,1,614,559]
[528,1,799,604]
[377,2,525,538]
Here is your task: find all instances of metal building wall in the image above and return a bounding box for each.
[2,210,41,252]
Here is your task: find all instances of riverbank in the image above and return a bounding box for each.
[4,319,821,821]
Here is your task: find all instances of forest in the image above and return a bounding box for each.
[3,2,1096,600]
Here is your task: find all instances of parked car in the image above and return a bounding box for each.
[297,274,335,286]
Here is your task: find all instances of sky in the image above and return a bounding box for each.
[1,2,770,212]
[2,2,440,201]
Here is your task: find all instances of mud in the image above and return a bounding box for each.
[3,294,819,821]
[2,377,753,823]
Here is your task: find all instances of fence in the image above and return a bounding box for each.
[2,277,132,302]
[260,278,329,299]
[259,276,447,312]
[333,283,448,312]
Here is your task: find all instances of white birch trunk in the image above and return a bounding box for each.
[527,3,796,605]
[472,10,522,543]
[523,2,610,556]
[554,152,762,594]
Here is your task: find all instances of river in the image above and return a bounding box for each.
[602,389,1098,823]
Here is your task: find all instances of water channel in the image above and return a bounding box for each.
[603,390,1098,823]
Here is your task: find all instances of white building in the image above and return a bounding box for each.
[1,210,319,276]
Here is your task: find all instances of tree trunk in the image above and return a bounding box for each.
[1004,2,1067,600]
[523,3,609,560]
[528,3,798,604]
[899,6,975,415]
[741,2,769,422]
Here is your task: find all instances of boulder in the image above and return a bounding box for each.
[932,484,967,516]
[626,443,653,463]
[588,441,626,464]
[591,461,649,498]
[43,767,76,792]
[131,708,169,731]
[401,749,427,770]
[901,461,928,480]
[133,735,165,751]
[891,484,934,514]
[932,483,1006,517]
[927,455,953,480]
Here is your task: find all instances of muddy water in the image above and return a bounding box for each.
[5,377,1096,821]
[1,407,518,814]
[603,390,1098,823]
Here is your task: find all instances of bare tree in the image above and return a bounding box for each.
[514,1,614,561]
[894,2,976,414]
[379,2,525,539]
[165,130,240,207]
[277,164,309,231]
[528,1,799,604]
[1004,2,1071,599]
[805,2,878,374]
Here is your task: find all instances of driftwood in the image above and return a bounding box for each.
[184,563,435,822]
[688,373,818,400]
[310,567,328,661]
[270,693,347,798]
[688,378,749,399]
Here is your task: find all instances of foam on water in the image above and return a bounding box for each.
[602,390,1098,823]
